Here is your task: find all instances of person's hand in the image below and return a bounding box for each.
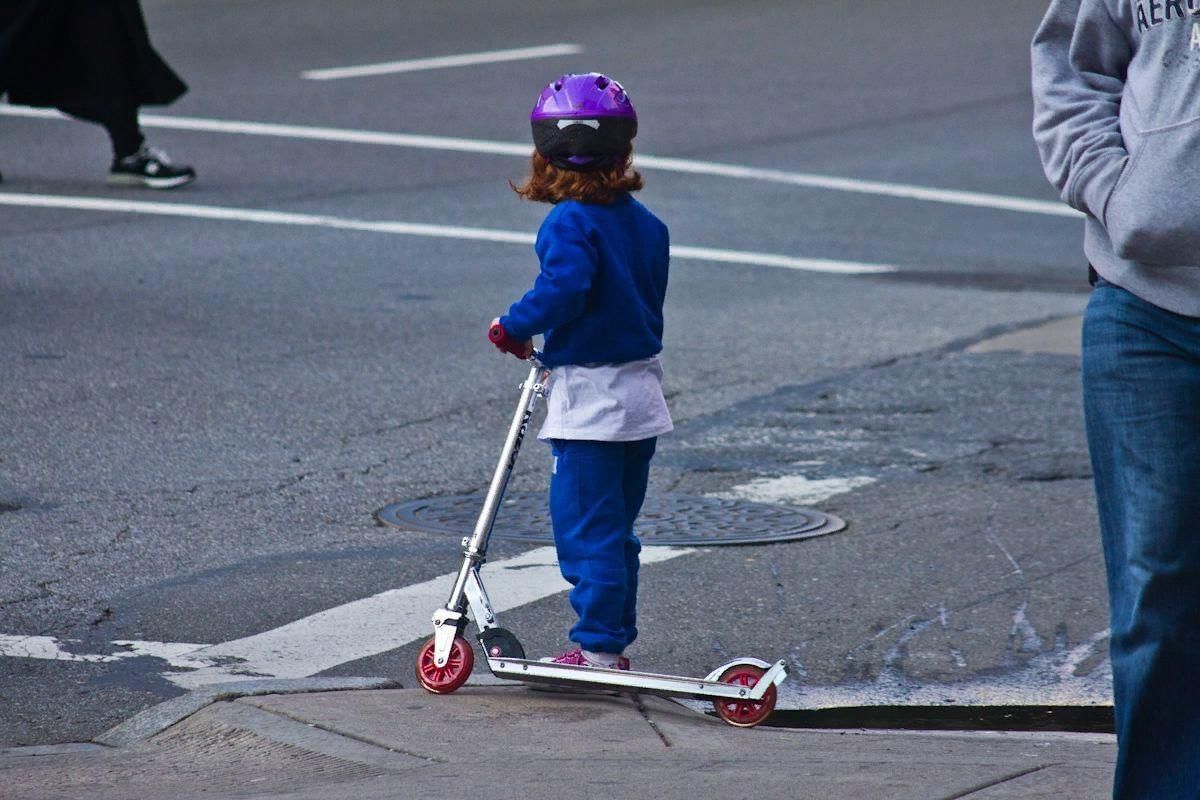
[488,318,533,360]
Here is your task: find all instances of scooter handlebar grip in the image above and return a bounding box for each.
[488,322,529,359]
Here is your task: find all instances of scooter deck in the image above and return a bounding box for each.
[486,656,787,702]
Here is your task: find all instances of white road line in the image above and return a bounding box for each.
[0,635,206,664]
[637,156,1082,218]
[171,545,667,688]
[0,105,530,156]
[666,246,889,274]
[0,105,1083,218]
[301,43,584,81]
[713,474,878,506]
[0,192,897,275]
[0,547,689,688]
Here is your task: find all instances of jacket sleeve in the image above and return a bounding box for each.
[500,218,598,340]
[1031,0,1132,222]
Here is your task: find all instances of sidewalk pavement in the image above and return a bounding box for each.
[3,682,1115,800]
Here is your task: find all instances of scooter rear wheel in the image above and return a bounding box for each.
[415,635,474,694]
[713,663,776,728]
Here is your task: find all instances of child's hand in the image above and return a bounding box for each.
[489,319,533,360]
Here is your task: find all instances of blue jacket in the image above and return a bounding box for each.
[501,195,669,368]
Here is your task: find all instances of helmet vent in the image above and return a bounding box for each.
[595,76,610,89]
[556,118,600,129]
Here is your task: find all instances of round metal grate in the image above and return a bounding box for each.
[375,492,845,547]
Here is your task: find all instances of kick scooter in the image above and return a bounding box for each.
[413,324,788,728]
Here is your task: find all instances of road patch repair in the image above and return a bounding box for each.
[647,312,1109,733]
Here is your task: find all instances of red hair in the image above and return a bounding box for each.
[512,149,643,204]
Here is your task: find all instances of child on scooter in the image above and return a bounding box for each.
[490,73,672,671]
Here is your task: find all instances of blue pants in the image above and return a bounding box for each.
[548,438,656,654]
[1082,281,1200,800]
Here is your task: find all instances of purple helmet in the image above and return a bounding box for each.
[531,73,638,171]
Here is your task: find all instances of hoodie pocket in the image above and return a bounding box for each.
[1104,116,1200,266]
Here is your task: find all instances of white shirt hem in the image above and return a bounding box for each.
[537,422,674,442]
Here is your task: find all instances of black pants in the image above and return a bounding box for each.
[102,110,143,160]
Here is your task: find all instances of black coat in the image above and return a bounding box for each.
[0,0,186,123]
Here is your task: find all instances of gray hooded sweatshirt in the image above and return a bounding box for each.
[1032,0,1200,316]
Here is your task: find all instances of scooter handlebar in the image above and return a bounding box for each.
[488,322,532,360]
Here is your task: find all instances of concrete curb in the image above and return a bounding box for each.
[93,676,400,747]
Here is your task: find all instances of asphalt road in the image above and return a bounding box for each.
[0,0,1102,745]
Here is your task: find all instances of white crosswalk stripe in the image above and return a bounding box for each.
[0,104,1081,218]
[0,546,689,688]
[0,193,897,275]
[301,43,584,80]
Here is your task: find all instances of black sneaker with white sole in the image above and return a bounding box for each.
[108,145,195,189]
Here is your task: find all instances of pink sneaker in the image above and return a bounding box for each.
[544,649,631,670]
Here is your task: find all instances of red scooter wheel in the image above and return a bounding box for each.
[415,635,475,694]
[713,663,777,728]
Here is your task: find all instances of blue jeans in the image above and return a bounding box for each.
[1082,280,1200,800]
[548,438,656,654]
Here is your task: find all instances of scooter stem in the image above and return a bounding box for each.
[443,358,548,613]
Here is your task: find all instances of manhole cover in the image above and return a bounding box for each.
[375,492,845,547]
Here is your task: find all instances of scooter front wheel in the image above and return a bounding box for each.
[415,635,475,694]
[713,663,776,728]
